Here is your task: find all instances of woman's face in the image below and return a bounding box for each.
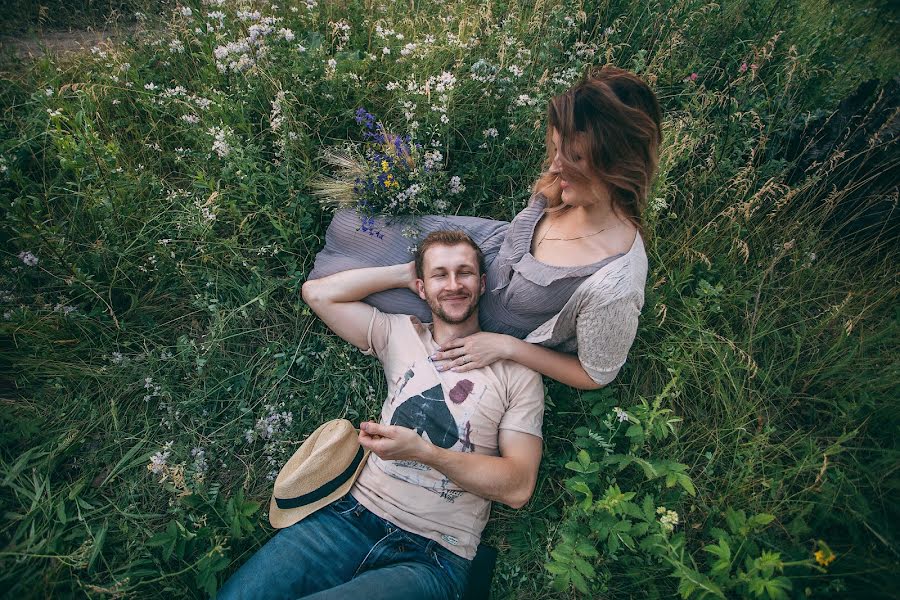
[549,129,605,207]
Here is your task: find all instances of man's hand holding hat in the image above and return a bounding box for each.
[359,421,432,463]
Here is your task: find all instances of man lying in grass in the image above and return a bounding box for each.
[219,230,544,600]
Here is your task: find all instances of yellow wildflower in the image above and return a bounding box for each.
[814,541,836,566]
[381,160,389,173]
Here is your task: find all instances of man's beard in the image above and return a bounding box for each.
[425,292,479,325]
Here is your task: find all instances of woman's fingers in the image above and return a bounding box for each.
[431,346,466,361]
[438,337,465,351]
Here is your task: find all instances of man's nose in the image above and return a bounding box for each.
[446,274,463,290]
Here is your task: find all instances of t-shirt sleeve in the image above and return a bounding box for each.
[360,306,392,359]
[498,367,544,438]
[576,292,641,385]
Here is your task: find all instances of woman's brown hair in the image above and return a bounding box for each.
[533,66,662,232]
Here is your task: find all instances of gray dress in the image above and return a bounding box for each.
[308,196,624,339]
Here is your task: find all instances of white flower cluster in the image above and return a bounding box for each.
[470,59,499,84]
[245,403,293,443]
[551,66,580,87]
[169,39,185,54]
[148,441,174,475]
[514,94,539,107]
[191,447,209,477]
[400,42,417,56]
[270,91,288,156]
[615,407,630,422]
[423,149,443,170]
[330,20,351,51]
[143,376,162,402]
[17,251,38,266]
[53,302,78,316]
[479,127,499,149]
[448,175,465,195]
[207,126,233,158]
[396,183,422,207]
[213,12,282,73]
[657,506,680,533]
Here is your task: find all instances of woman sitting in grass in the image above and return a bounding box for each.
[308,66,662,390]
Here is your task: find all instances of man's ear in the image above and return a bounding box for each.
[479,273,487,296]
[416,278,426,300]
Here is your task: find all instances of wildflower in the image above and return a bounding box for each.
[615,407,629,422]
[688,72,698,82]
[144,82,158,91]
[657,507,680,533]
[191,447,209,476]
[483,127,498,138]
[44,88,53,96]
[180,6,192,17]
[148,441,173,475]
[739,62,748,73]
[17,251,38,266]
[169,39,185,53]
[280,28,295,42]
[448,175,465,194]
[207,126,232,158]
[382,47,391,55]
[181,114,199,124]
[814,541,836,567]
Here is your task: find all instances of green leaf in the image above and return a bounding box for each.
[545,561,568,575]
[676,473,697,496]
[575,540,599,558]
[570,568,589,594]
[747,513,776,530]
[725,508,746,535]
[573,556,596,580]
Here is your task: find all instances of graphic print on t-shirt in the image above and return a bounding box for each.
[378,357,485,499]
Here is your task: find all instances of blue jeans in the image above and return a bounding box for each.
[218,493,471,600]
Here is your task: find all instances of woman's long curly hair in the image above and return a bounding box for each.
[532,66,663,233]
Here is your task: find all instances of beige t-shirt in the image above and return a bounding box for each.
[350,308,544,559]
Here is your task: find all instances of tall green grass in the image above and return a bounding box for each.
[1,0,897,597]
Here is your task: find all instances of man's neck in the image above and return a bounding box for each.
[431,313,481,347]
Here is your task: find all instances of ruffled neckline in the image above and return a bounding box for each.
[490,195,630,291]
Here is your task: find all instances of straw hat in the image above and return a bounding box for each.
[269,419,369,528]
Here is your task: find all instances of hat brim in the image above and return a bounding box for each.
[268,448,369,529]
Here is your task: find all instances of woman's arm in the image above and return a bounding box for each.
[432,332,602,390]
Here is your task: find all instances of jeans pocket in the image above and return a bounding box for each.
[329,493,360,515]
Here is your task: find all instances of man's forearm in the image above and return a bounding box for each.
[418,444,533,509]
[303,263,414,305]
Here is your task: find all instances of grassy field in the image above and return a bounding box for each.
[1,0,898,598]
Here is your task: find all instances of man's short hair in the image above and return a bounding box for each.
[414,230,486,279]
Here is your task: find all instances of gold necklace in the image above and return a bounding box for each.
[536,219,612,247]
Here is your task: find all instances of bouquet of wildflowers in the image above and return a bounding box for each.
[311,108,462,238]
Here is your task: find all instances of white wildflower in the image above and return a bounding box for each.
[17,251,38,267]
[448,176,465,194]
